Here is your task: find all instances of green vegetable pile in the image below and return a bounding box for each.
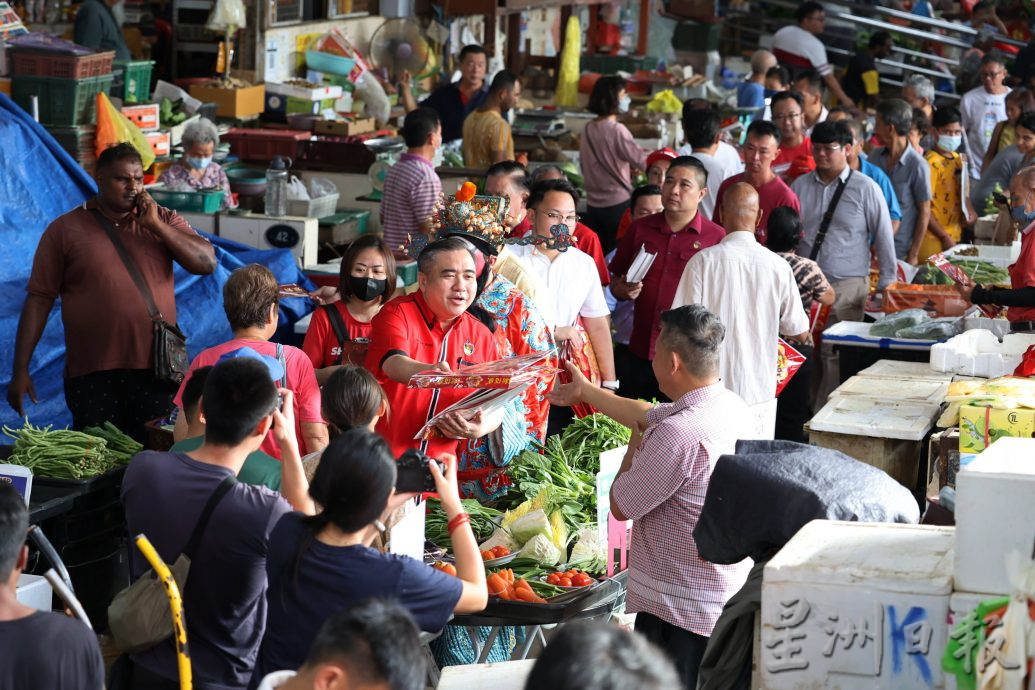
[425,498,501,549]
[83,421,143,463]
[3,420,138,480]
[946,258,1010,286]
[160,97,188,127]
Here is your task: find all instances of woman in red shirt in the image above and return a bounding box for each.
[302,236,397,383]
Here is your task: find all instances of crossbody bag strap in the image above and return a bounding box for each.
[182,474,237,560]
[275,343,287,388]
[322,304,350,366]
[809,170,852,262]
[584,121,633,195]
[90,208,163,322]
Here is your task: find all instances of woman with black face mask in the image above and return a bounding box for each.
[301,236,397,384]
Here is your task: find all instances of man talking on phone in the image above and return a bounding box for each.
[8,143,216,442]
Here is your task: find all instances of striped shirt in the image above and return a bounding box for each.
[611,383,752,636]
[380,153,441,254]
[462,109,513,170]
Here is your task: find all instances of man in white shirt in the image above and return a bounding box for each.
[681,108,726,220]
[792,69,829,137]
[510,178,617,390]
[255,600,425,690]
[771,1,856,109]
[678,99,743,181]
[672,182,810,439]
[961,53,1012,180]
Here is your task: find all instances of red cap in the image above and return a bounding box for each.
[645,147,677,170]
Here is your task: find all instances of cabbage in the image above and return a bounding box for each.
[516,533,561,566]
[479,527,518,552]
[568,528,607,575]
[510,509,553,544]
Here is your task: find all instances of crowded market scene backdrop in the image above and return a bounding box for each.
[0,0,1034,687]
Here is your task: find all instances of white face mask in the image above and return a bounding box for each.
[618,95,631,113]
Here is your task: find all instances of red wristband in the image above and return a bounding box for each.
[447,512,471,534]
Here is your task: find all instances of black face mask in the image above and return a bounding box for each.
[349,276,387,302]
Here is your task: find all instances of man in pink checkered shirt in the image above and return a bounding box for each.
[549,304,753,689]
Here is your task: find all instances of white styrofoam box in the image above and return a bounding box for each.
[436,660,535,690]
[944,242,1021,267]
[858,360,954,383]
[834,375,950,404]
[16,574,52,611]
[808,395,942,441]
[761,521,954,690]
[218,214,318,268]
[961,316,1012,339]
[954,438,1035,595]
[930,330,1035,378]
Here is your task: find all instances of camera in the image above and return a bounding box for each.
[395,449,445,493]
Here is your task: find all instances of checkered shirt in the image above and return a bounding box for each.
[611,382,754,636]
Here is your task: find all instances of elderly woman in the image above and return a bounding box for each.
[158,119,236,209]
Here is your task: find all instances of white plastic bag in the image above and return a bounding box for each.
[354,70,390,125]
[308,177,337,199]
[286,175,309,202]
[206,0,246,30]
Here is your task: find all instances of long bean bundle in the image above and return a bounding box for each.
[83,421,143,463]
[3,421,119,479]
[426,498,501,548]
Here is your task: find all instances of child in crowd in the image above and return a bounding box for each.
[924,106,977,262]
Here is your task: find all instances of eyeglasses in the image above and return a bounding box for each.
[544,211,579,226]
[981,70,1004,79]
[772,112,802,121]
[812,143,843,154]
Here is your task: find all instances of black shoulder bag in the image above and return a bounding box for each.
[809,170,853,262]
[91,209,189,385]
[322,304,351,366]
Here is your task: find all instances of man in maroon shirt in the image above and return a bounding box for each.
[714,120,801,244]
[610,156,725,402]
[8,143,216,441]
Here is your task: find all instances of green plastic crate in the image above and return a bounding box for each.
[11,74,114,126]
[148,186,225,213]
[112,60,154,104]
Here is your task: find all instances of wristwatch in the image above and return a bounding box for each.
[601,380,620,391]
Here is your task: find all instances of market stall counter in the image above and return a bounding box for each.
[822,320,937,384]
[451,570,628,664]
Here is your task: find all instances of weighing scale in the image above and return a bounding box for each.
[512,110,568,137]
[364,137,406,201]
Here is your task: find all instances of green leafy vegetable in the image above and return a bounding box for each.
[425,498,501,549]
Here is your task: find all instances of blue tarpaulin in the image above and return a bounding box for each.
[0,93,314,431]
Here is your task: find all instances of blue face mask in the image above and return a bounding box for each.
[1011,204,1035,224]
[187,156,212,170]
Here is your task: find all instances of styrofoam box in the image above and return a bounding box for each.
[930,329,1035,378]
[16,574,51,610]
[761,521,954,690]
[857,360,954,382]
[945,591,1008,690]
[954,437,1035,595]
[808,395,942,441]
[944,242,1021,267]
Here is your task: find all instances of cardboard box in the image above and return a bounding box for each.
[314,118,375,137]
[264,92,336,116]
[959,403,1035,458]
[188,83,265,119]
[265,81,343,101]
[145,130,171,157]
[122,103,160,131]
[882,282,970,317]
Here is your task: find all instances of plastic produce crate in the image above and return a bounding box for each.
[222,128,309,163]
[288,192,339,219]
[148,187,225,213]
[12,74,114,126]
[112,59,154,103]
[46,125,96,153]
[11,49,114,79]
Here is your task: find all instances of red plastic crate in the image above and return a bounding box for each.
[222,128,310,163]
[11,50,115,79]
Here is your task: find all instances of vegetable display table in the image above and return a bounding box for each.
[450,571,628,664]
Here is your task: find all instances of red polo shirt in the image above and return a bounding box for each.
[365,291,499,458]
[609,211,726,360]
[1009,225,1035,323]
[508,216,610,285]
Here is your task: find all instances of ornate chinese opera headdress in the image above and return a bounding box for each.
[406,181,577,260]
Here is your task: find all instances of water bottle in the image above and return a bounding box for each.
[265,155,292,218]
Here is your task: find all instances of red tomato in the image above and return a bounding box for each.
[573,573,593,587]
[546,574,560,585]
[559,576,573,587]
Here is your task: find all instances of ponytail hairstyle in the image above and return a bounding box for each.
[322,366,389,438]
[290,429,396,592]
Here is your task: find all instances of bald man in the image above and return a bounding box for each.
[739,50,777,120]
[672,182,810,439]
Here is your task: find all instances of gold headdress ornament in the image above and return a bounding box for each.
[406,181,576,260]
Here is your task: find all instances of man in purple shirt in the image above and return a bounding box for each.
[380,107,443,256]
[609,156,725,402]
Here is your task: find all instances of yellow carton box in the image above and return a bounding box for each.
[959,403,1035,456]
[188,83,265,119]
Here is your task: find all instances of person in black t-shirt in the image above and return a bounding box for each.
[0,483,104,690]
[843,31,893,108]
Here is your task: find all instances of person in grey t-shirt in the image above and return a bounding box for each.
[0,483,104,690]
[869,99,933,264]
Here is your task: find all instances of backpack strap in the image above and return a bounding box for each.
[182,474,237,560]
[322,304,350,366]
